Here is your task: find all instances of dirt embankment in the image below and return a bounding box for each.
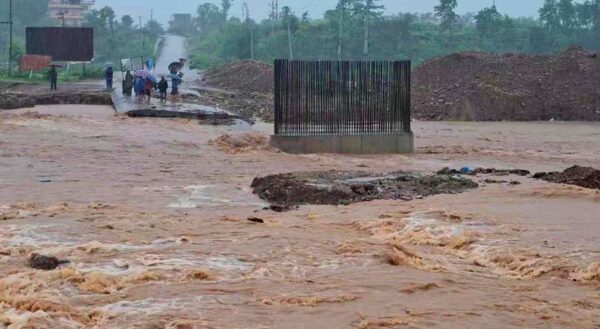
[0,91,113,110]
[413,47,600,121]
[189,61,274,122]
[204,61,274,94]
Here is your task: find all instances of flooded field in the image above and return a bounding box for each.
[1,106,599,328]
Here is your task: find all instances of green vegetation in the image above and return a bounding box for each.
[0,1,162,79]
[186,0,600,69]
[83,7,163,66]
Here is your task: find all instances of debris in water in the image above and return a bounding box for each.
[400,283,441,294]
[534,165,600,190]
[213,133,270,154]
[247,217,264,224]
[261,294,358,306]
[437,167,530,176]
[28,253,69,270]
[251,170,478,206]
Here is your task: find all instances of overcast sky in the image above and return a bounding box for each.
[94,0,549,25]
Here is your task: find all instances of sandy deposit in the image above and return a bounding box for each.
[0,105,599,328]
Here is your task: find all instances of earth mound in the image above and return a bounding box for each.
[251,170,478,207]
[413,47,600,121]
[534,166,600,190]
[204,60,274,94]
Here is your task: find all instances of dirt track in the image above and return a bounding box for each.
[1,106,599,328]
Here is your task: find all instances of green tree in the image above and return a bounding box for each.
[557,0,577,30]
[475,6,502,38]
[195,3,224,33]
[540,0,561,30]
[434,0,458,33]
[361,0,384,58]
[121,15,134,30]
[221,0,233,20]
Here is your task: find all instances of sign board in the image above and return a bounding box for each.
[26,27,94,62]
[20,55,52,71]
[120,57,145,72]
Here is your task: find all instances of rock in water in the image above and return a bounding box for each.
[247,217,265,224]
[29,253,69,270]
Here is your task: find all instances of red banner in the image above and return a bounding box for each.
[20,55,52,72]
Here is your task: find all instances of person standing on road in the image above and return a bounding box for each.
[123,71,133,96]
[171,77,180,100]
[104,66,114,90]
[49,66,58,91]
[144,78,153,103]
[157,76,168,102]
[134,77,143,102]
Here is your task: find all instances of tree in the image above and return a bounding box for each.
[221,0,233,21]
[435,0,458,33]
[362,0,384,58]
[146,20,164,39]
[475,5,502,37]
[195,3,224,33]
[121,15,134,30]
[539,0,561,30]
[557,0,577,30]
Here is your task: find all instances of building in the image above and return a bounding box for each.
[48,0,95,27]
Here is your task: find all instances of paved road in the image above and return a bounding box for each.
[153,34,197,80]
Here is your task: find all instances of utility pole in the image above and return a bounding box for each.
[270,0,279,34]
[243,3,254,60]
[139,16,145,49]
[150,10,154,22]
[284,7,293,60]
[58,11,66,27]
[1,0,14,75]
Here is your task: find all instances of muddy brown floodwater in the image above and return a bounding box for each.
[1,106,600,328]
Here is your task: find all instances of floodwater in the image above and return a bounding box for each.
[1,106,600,328]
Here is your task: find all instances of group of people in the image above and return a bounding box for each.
[121,71,172,103]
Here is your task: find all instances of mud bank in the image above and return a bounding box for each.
[125,109,250,125]
[251,171,478,206]
[0,91,113,110]
[534,165,600,190]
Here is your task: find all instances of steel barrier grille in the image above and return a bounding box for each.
[274,60,411,136]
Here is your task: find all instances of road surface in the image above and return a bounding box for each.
[153,34,197,80]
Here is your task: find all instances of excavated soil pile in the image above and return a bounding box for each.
[192,61,275,122]
[251,170,478,206]
[534,166,600,190]
[204,61,274,94]
[0,92,113,110]
[182,92,274,122]
[413,47,600,121]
